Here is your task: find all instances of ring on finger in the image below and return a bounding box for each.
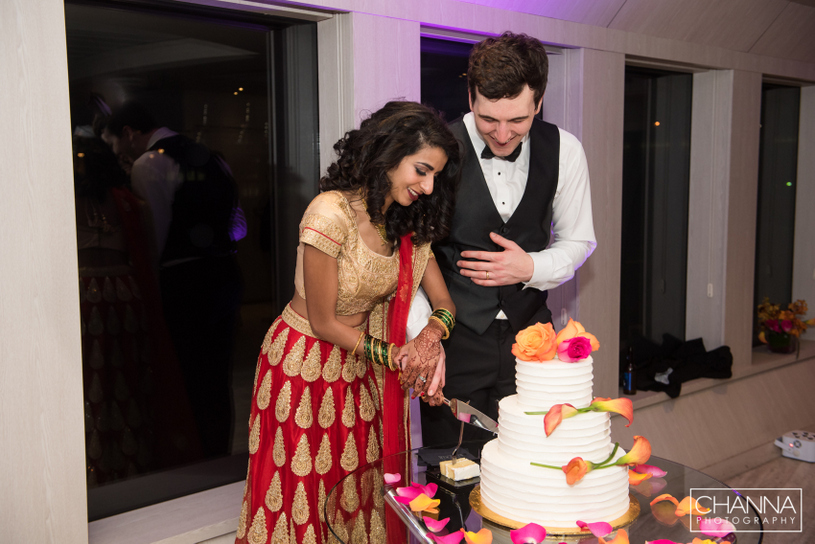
[485,270,490,280]
[418,375,427,383]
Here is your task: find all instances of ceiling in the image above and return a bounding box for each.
[456,0,815,65]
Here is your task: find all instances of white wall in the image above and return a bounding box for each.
[0,1,88,542]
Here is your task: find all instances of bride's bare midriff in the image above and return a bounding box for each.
[289,292,368,328]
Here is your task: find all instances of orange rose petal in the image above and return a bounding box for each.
[675,496,711,516]
[555,318,579,346]
[575,332,600,351]
[409,494,440,512]
[598,529,629,544]
[462,528,493,544]
[628,470,652,485]
[650,494,680,507]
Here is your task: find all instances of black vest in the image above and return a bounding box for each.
[151,135,238,264]
[434,118,560,334]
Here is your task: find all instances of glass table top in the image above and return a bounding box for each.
[324,442,763,544]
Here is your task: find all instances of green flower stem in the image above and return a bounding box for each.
[524,407,592,416]
[592,442,620,469]
[529,442,621,472]
[530,462,562,470]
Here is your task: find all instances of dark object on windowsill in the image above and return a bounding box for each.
[765,331,799,354]
[620,334,733,398]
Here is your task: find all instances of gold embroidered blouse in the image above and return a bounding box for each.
[295,191,400,316]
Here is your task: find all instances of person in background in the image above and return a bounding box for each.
[414,31,597,448]
[103,102,244,457]
[235,101,460,544]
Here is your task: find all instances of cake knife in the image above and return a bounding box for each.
[442,397,498,435]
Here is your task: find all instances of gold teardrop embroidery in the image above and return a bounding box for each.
[318,388,335,429]
[359,384,375,422]
[302,524,317,544]
[351,514,368,544]
[355,352,368,379]
[295,386,313,429]
[372,471,384,509]
[282,336,305,377]
[273,427,286,467]
[366,425,379,463]
[275,381,292,423]
[367,375,380,410]
[369,510,385,543]
[272,511,288,544]
[361,468,374,504]
[265,471,282,512]
[318,479,327,523]
[341,350,356,383]
[322,345,342,383]
[260,316,281,356]
[268,326,289,366]
[247,507,268,544]
[315,433,332,475]
[291,434,313,477]
[340,473,359,512]
[236,500,249,539]
[340,433,359,472]
[301,342,322,382]
[249,413,261,455]
[257,371,272,410]
[341,387,356,428]
[292,482,309,525]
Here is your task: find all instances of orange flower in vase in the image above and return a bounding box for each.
[757,298,812,353]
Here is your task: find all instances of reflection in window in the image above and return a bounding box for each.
[753,84,800,342]
[620,68,693,355]
[66,0,318,520]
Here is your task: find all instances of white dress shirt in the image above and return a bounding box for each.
[407,113,596,338]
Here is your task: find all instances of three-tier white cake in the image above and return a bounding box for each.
[478,356,631,528]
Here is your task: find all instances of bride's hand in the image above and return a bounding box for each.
[397,323,444,397]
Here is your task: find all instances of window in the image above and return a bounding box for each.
[420,37,473,121]
[66,0,318,519]
[753,84,801,342]
[620,68,693,355]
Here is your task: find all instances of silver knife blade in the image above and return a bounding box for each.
[443,397,498,434]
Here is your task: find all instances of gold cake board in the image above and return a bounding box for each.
[470,485,640,535]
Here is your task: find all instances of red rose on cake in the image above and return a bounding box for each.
[513,318,600,363]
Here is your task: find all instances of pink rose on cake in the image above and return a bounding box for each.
[511,322,557,361]
[554,318,600,362]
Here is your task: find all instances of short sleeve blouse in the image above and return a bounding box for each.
[294,191,399,316]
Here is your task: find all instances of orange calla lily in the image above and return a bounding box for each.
[461,528,493,544]
[409,494,440,513]
[598,529,629,544]
[562,457,590,485]
[589,397,633,427]
[628,470,652,485]
[615,435,651,466]
[675,496,711,516]
[543,403,578,436]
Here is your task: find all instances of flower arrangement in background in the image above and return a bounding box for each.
[757,298,813,353]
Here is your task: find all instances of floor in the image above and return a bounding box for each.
[724,455,815,543]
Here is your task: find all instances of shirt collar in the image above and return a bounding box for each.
[463,112,531,161]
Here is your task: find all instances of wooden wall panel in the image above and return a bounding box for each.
[750,3,815,64]
[0,1,87,543]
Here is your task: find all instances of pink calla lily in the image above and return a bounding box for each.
[544,403,578,436]
[632,463,667,477]
[698,516,736,537]
[384,473,401,485]
[576,520,612,538]
[589,397,633,427]
[509,522,546,543]
[423,516,450,533]
[408,493,440,512]
[598,529,629,544]
[431,532,464,544]
[461,528,493,544]
[615,435,651,465]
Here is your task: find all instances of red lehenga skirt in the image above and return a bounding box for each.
[236,304,389,544]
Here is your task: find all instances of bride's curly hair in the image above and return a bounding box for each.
[320,101,461,245]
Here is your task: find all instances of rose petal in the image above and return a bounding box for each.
[650,494,680,507]
[632,464,667,477]
[457,412,472,423]
[431,532,465,544]
[510,522,546,544]
[395,486,421,501]
[644,540,682,544]
[676,496,711,516]
[462,528,493,544]
[409,494,440,512]
[628,470,652,485]
[698,517,736,537]
[576,520,612,538]
[423,516,450,533]
[384,473,401,485]
[598,529,629,544]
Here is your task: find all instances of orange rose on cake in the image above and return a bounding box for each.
[512,322,557,361]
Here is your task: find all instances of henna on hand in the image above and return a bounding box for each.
[399,325,442,396]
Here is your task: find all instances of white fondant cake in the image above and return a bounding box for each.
[479,356,631,527]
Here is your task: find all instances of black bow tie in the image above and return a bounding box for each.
[481,141,523,162]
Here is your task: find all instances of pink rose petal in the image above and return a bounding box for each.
[423,516,450,533]
[632,463,667,477]
[457,412,472,423]
[395,486,422,501]
[384,473,401,485]
[431,532,465,544]
[576,520,612,538]
[698,516,737,537]
[510,522,546,543]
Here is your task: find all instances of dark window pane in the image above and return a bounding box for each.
[420,37,472,121]
[620,68,692,356]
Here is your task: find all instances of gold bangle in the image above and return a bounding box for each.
[428,315,450,340]
[352,331,365,356]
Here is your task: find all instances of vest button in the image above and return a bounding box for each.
[500,226,509,234]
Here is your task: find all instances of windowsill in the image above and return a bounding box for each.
[88,481,243,544]
[624,339,815,410]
